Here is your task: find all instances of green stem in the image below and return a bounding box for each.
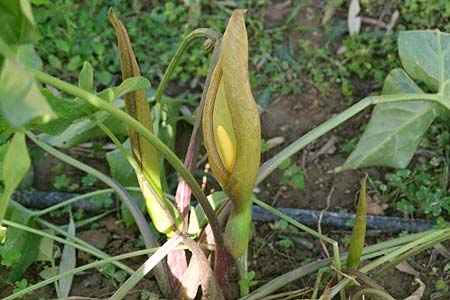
[256,92,441,185]
[33,189,113,217]
[153,28,221,104]
[256,97,373,185]
[371,93,440,104]
[31,69,226,270]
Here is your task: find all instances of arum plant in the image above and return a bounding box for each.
[203,9,261,259]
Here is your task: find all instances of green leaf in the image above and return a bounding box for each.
[40,111,127,148]
[111,76,150,99]
[338,69,438,171]
[0,132,30,224]
[398,30,450,92]
[67,55,82,71]
[97,70,112,86]
[48,54,62,69]
[54,38,69,53]
[346,176,367,270]
[58,213,76,298]
[0,0,40,45]
[0,58,55,129]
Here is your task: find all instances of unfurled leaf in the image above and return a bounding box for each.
[346,176,367,270]
[58,214,76,298]
[338,69,438,171]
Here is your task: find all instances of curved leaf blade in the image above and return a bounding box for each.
[338,68,438,172]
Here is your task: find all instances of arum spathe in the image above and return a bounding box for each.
[202,9,261,258]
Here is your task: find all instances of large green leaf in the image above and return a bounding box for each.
[0,59,55,129]
[398,30,450,92]
[338,69,438,171]
[0,132,30,224]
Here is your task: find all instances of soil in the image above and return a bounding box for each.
[2,0,449,299]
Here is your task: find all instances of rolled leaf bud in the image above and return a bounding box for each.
[202,9,261,258]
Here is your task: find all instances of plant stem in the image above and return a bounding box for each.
[153,28,221,104]
[256,97,373,185]
[33,189,113,217]
[31,69,226,272]
[257,92,441,185]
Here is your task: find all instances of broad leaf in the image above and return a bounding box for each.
[0,132,30,223]
[0,58,55,129]
[338,69,438,171]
